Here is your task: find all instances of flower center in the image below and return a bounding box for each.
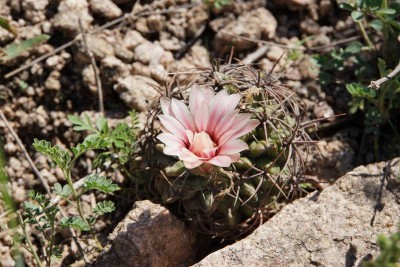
[189,131,216,157]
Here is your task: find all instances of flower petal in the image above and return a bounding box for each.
[160,97,172,116]
[179,148,202,162]
[229,119,260,140]
[189,85,214,115]
[208,155,232,167]
[158,115,189,143]
[202,147,218,159]
[163,146,182,156]
[157,133,185,148]
[219,139,248,155]
[194,99,209,132]
[228,153,240,162]
[183,160,204,169]
[207,91,241,136]
[170,99,196,132]
[213,109,239,139]
[216,114,254,145]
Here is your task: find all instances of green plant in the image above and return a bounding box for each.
[313,0,400,161]
[203,0,231,9]
[16,113,142,266]
[364,227,400,267]
[0,16,50,62]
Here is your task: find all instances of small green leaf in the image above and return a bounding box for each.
[376,8,396,15]
[95,117,108,133]
[369,19,384,31]
[53,183,72,198]
[339,3,355,11]
[68,114,97,132]
[33,139,71,170]
[60,217,90,231]
[1,34,50,61]
[93,200,115,215]
[351,11,364,22]
[83,174,119,193]
[0,17,17,35]
[344,42,363,54]
[71,138,110,158]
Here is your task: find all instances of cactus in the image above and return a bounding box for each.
[140,64,311,239]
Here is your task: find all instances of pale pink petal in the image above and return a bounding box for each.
[208,155,232,167]
[229,119,260,140]
[213,109,239,139]
[183,160,204,169]
[157,133,185,148]
[216,114,253,144]
[163,146,182,156]
[160,97,172,116]
[179,148,202,162]
[202,147,218,159]
[186,130,194,144]
[219,139,249,155]
[228,153,240,162]
[170,99,196,132]
[189,85,214,115]
[194,99,209,132]
[158,115,188,143]
[207,92,241,136]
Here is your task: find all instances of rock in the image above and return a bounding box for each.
[266,45,286,62]
[123,30,145,51]
[82,65,97,94]
[93,200,197,267]
[195,158,400,266]
[44,71,61,91]
[100,56,131,85]
[134,41,165,65]
[114,75,159,111]
[21,0,48,23]
[53,0,93,38]
[89,0,122,20]
[214,8,277,52]
[75,35,115,63]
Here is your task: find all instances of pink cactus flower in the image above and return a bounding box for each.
[157,85,260,172]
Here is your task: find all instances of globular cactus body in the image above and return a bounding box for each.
[141,64,310,238]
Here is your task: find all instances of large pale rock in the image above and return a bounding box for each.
[94,200,197,267]
[53,0,93,37]
[213,7,277,52]
[114,75,159,111]
[195,158,400,266]
[89,0,122,20]
[21,0,49,23]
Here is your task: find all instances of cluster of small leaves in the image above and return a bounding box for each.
[312,41,366,86]
[83,174,119,193]
[20,114,129,266]
[364,228,400,267]
[69,111,141,167]
[340,0,400,30]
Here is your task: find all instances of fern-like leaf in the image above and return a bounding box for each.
[60,217,90,231]
[33,139,71,170]
[93,200,115,215]
[83,174,119,193]
[71,138,111,158]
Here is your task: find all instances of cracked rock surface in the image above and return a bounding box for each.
[195,158,400,267]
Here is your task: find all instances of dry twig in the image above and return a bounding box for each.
[0,111,51,194]
[369,60,400,89]
[78,19,104,116]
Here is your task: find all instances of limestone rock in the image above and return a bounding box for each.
[93,200,197,267]
[213,8,277,52]
[114,75,159,111]
[53,0,93,38]
[21,0,49,23]
[89,0,122,20]
[195,158,400,267]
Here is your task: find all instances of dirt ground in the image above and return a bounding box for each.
[0,0,367,265]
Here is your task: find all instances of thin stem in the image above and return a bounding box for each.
[18,213,44,267]
[357,21,374,50]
